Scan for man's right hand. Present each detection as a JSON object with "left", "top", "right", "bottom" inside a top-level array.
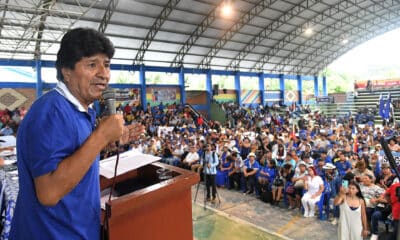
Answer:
[{"left": 97, "top": 114, "right": 124, "bottom": 144}]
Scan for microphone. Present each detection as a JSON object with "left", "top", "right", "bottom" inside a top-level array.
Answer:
[{"left": 102, "top": 88, "right": 116, "bottom": 115}]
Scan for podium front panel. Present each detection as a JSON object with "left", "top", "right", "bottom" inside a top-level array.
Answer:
[{"left": 100, "top": 162, "right": 199, "bottom": 240}]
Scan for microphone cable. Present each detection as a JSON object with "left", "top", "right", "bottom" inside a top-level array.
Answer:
[{"left": 102, "top": 141, "right": 120, "bottom": 240}]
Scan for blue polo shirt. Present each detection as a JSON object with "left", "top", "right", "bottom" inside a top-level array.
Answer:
[
  {"left": 244, "top": 159, "right": 260, "bottom": 171},
  {"left": 11, "top": 86, "right": 100, "bottom": 240},
  {"left": 335, "top": 160, "right": 352, "bottom": 176}
]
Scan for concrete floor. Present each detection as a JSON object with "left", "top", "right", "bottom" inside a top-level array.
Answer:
[{"left": 192, "top": 185, "right": 338, "bottom": 240}]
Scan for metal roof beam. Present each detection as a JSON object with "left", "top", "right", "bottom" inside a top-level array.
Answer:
[
  {"left": 225, "top": 0, "right": 322, "bottom": 71},
  {"left": 170, "top": 2, "right": 220, "bottom": 68},
  {"left": 98, "top": 0, "right": 119, "bottom": 33},
  {"left": 294, "top": 3, "right": 400, "bottom": 74},
  {"left": 253, "top": 0, "right": 359, "bottom": 72},
  {"left": 307, "top": 19, "right": 400, "bottom": 76},
  {"left": 34, "top": 0, "right": 56, "bottom": 60},
  {"left": 133, "top": 0, "right": 181, "bottom": 65},
  {"left": 197, "top": 0, "right": 279, "bottom": 69},
  {"left": 298, "top": 9, "right": 400, "bottom": 75},
  {"left": 255, "top": 0, "right": 395, "bottom": 73}
]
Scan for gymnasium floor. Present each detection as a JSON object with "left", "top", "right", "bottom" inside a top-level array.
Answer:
[{"left": 192, "top": 185, "right": 338, "bottom": 240}]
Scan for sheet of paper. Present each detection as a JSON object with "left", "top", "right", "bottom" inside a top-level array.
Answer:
[{"left": 99, "top": 150, "right": 161, "bottom": 179}]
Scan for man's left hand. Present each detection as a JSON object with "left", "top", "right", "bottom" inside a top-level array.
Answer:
[{"left": 120, "top": 122, "right": 146, "bottom": 144}]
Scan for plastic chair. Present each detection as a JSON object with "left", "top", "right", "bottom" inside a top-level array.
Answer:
[
  {"left": 216, "top": 170, "right": 227, "bottom": 187},
  {"left": 283, "top": 181, "right": 293, "bottom": 207},
  {"left": 316, "top": 192, "right": 327, "bottom": 220}
]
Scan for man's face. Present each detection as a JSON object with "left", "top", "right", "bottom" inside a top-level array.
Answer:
[{"left": 62, "top": 53, "right": 111, "bottom": 106}]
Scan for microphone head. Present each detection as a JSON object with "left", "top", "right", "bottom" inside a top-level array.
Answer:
[
  {"left": 102, "top": 88, "right": 116, "bottom": 115},
  {"left": 102, "top": 88, "right": 115, "bottom": 100}
]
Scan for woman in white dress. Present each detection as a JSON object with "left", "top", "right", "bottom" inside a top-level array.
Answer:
[
  {"left": 301, "top": 165, "right": 324, "bottom": 217},
  {"left": 334, "top": 180, "right": 369, "bottom": 240}
]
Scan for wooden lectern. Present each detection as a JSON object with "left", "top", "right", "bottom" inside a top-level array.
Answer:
[{"left": 100, "top": 162, "right": 199, "bottom": 240}]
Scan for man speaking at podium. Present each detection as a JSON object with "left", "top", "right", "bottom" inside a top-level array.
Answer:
[{"left": 10, "top": 28, "right": 143, "bottom": 239}]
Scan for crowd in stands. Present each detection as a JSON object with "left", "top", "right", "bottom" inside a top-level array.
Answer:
[
  {"left": 101, "top": 100, "right": 400, "bottom": 237},
  {"left": 0, "top": 98, "right": 396, "bottom": 238},
  {"left": 98, "top": 100, "right": 400, "bottom": 239}
]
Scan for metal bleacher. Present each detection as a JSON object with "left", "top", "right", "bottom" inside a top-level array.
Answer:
[{"left": 318, "top": 88, "right": 400, "bottom": 126}]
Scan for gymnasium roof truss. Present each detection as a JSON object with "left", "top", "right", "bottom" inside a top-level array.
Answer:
[{"left": 0, "top": 0, "right": 399, "bottom": 76}]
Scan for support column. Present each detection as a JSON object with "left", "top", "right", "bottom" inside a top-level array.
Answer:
[
  {"left": 139, "top": 65, "right": 147, "bottom": 109},
  {"left": 206, "top": 70, "right": 212, "bottom": 118},
  {"left": 35, "top": 59, "right": 43, "bottom": 98},
  {"left": 179, "top": 67, "right": 186, "bottom": 104},
  {"left": 297, "top": 75, "right": 302, "bottom": 105},
  {"left": 259, "top": 72, "right": 265, "bottom": 106},
  {"left": 322, "top": 76, "right": 327, "bottom": 96},
  {"left": 279, "top": 74, "right": 285, "bottom": 105},
  {"left": 314, "top": 76, "right": 319, "bottom": 97},
  {"left": 235, "top": 72, "right": 241, "bottom": 106}
]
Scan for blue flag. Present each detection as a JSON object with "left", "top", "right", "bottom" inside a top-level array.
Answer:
[{"left": 385, "top": 94, "right": 392, "bottom": 119}]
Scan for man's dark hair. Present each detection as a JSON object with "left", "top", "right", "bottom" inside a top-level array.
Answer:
[{"left": 56, "top": 28, "right": 115, "bottom": 82}]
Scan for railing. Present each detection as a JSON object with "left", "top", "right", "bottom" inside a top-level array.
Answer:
[{"left": 184, "top": 103, "right": 209, "bottom": 127}]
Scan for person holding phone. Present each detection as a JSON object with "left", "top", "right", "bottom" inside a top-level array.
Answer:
[{"left": 334, "top": 180, "right": 369, "bottom": 240}]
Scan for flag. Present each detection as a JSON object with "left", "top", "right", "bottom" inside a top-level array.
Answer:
[{"left": 384, "top": 94, "right": 391, "bottom": 119}]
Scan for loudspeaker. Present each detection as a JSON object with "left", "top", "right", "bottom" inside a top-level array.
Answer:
[{"left": 212, "top": 84, "right": 219, "bottom": 95}]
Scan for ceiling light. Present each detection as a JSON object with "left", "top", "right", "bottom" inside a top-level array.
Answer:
[
  {"left": 221, "top": 0, "right": 233, "bottom": 17},
  {"left": 305, "top": 28, "right": 313, "bottom": 36}
]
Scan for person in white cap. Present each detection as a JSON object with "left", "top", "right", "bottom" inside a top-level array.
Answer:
[
  {"left": 322, "top": 162, "right": 341, "bottom": 225},
  {"left": 243, "top": 152, "right": 260, "bottom": 194}
]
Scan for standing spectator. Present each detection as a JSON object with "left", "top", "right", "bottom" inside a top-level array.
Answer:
[
  {"left": 334, "top": 181, "right": 369, "bottom": 240},
  {"left": 201, "top": 144, "right": 219, "bottom": 203},
  {"left": 366, "top": 80, "right": 372, "bottom": 92}
]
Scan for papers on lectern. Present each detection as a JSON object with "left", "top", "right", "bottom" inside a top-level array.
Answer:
[{"left": 99, "top": 150, "right": 161, "bottom": 179}]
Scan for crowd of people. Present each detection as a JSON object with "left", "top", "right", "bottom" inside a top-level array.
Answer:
[{"left": 102, "top": 100, "right": 400, "bottom": 240}]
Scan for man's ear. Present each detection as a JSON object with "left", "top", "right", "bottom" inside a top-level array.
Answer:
[{"left": 61, "top": 68, "right": 71, "bottom": 82}]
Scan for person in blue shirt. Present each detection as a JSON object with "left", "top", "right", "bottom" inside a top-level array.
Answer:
[
  {"left": 258, "top": 159, "right": 277, "bottom": 189},
  {"left": 0, "top": 124, "right": 13, "bottom": 136},
  {"left": 243, "top": 152, "right": 260, "bottom": 194},
  {"left": 10, "top": 28, "right": 144, "bottom": 240},
  {"left": 334, "top": 152, "right": 352, "bottom": 177},
  {"left": 200, "top": 144, "right": 219, "bottom": 203}
]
